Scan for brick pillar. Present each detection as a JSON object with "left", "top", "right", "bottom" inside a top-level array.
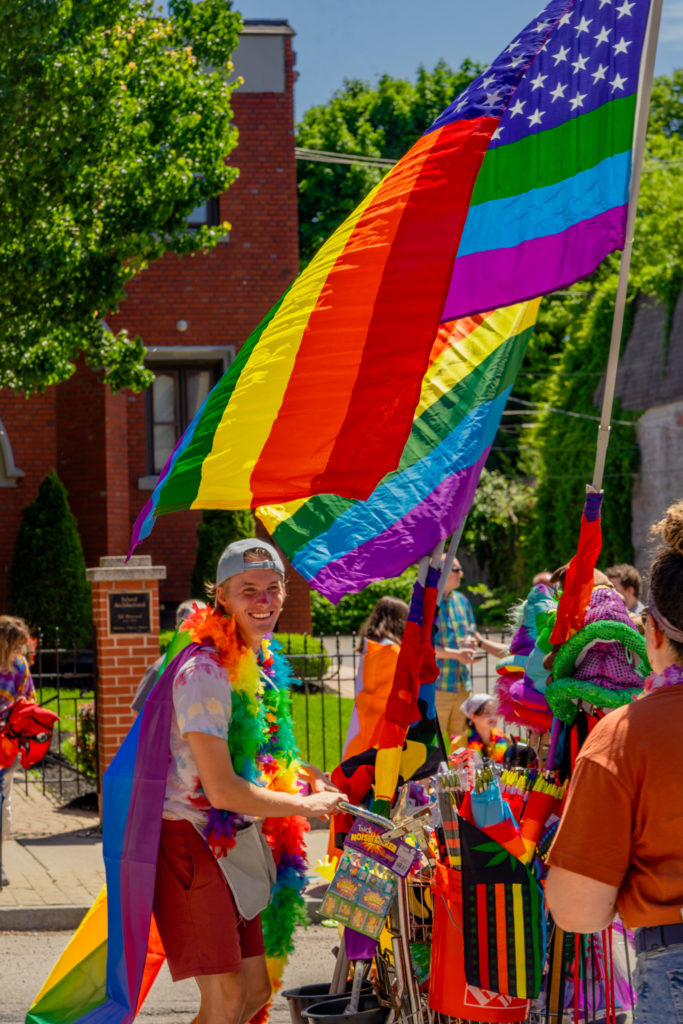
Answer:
[{"left": 86, "top": 555, "right": 166, "bottom": 784}]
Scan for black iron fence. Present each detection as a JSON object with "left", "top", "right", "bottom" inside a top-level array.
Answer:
[
  {"left": 275, "top": 629, "right": 508, "bottom": 773},
  {"left": 15, "top": 628, "right": 98, "bottom": 805}
]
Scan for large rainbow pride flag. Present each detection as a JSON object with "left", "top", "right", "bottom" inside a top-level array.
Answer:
[
  {"left": 257, "top": 302, "right": 539, "bottom": 601},
  {"left": 131, "top": 0, "right": 653, "bottom": 552}
]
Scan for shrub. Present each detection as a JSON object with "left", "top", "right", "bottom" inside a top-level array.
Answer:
[
  {"left": 64, "top": 701, "right": 97, "bottom": 778},
  {"left": 273, "top": 633, "right": 331, "bottom": 681},
  {"left": 311, "top": 567, "right": 418, "bottom": 635},
  {"left": 9, "top": 470, "right": 92, "bottom": 647},
  {"left": 190, "top": 510, "right": 254, "bottom": 599}
]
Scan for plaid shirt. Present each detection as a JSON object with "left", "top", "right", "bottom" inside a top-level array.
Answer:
[{"left": 434, "top": 590, "right": 476, "bottom": 693}]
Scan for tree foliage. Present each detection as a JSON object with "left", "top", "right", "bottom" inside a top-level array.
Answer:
[
  {"left": 296, "top": 60, "right": 482, "bottom": 266},
  {"left": 190, "top": 509, "right": 254, "bottom": 600},
  {"left": 0, "top": 0, "right": 242, "bottom": 395},
  {"left": 9, "top": 471, "right": 92, "bottom": 647}
]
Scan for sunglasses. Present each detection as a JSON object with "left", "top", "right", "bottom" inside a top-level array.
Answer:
[{"left": 450, "top": 567, "right": 464, "bottom": 575}]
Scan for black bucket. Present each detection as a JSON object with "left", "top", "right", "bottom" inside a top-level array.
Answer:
[
  {"left": 303, "top": 993, "right": 387, "bottom": 1024},
  {"left": 281, "top": 983, "right": 371, "bottom": 1024}
]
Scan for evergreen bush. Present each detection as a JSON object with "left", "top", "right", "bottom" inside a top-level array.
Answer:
[
  {"left": 190, "top": 509, "right": 254, "bottom": 598},
  {"left": 9, "top": 470, "right": 92, "bottom": 647}
]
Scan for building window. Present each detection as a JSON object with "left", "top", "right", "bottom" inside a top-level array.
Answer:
[
  {"left": 187, "top": 196, "right": 220, "bottom": 229},
  {"left": 146, "top": 364, "right": 220, "bottom": 476}
]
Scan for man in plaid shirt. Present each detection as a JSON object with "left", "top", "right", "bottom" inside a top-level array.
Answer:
[{"left": 434, "top": 559, "right": 506, "bottom": 744}]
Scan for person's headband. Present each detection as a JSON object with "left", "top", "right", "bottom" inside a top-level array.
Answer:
[{"left": 647, "top": 590, "right": 683, "bottom": 644}]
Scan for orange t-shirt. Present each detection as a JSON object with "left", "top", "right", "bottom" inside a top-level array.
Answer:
[
  {"left": 548, "top": 684, "right": 683, "bottom": 929},
  {"left": 342, "top": 639, "right": 400, "bottom": 759}
]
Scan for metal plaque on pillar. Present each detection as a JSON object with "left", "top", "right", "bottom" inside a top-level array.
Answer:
[{"left": 109, "top": 592, "right": 151, "bottom": 634}]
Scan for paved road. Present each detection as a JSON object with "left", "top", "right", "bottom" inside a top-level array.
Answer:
[{"left": 2, "top": 922, "right": 339, "bottom": 1024}]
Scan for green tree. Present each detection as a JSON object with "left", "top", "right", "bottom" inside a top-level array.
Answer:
[
  {"left": 9, "top": 471, "right": 92, "bottom": 647},
  {"left": 0, "top": 0, "right": 242, "bottom": 395},
  {"left": 190, "top": 510, "right": 254, "bottom": 599},
  {"left": 296, "top": 60, "right": 482, "bottom": 266}
]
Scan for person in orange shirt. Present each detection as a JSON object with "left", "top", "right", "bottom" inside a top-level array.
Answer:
[
  {"left": 343, "top": 596, "right": 409, "bottom": 760},
  {"left": 546, "top": 499, "right": 683, "bottom": 1024}
]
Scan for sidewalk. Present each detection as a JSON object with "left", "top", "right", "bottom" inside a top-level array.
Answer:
[{"left": 0, "top": 782, "right": 331, "bottom": 931}]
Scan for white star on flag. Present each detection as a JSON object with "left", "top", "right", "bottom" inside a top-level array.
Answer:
[
  {"left": 569, "top": 92, "right": 588, "bottom": 110},
  {"left": 550, "top": 82, "right": 568, "bottom": 101},
  {"left": 614, "top": 36, "right": 631, "bottom": 54},
  {"left": 528, "top": 109, "right": 544, "bottom": 126},
  {"left": 530, "top": 72, "right": 548, "bottom": 90},
  {"left": 591, "top": 63, "right": 609, "bottom": 82},
  {"left": 571, "top": 54, "right": 589, "bottom": 73},
  {"left": 616, "top": 0, "right": 635, "bottom": 16},
  {"left": 552, "top": 44, "right": 570, "bottom": 65},
  {"left": 611, "top": 72, "right": 628, "bottom": 90},
  {"left": 509, "top": 98, "right": 526, "bottom": 116},
  {"left": 594, "top": 25, "right": 612, "bottom": 45},
  {"left": 575, "top": 16, "right": 592, "bottom": 34}
]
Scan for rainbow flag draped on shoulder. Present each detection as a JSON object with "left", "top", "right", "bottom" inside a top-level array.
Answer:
[{"left": 131, "top": 0, "right": 652, "bottom": 552}]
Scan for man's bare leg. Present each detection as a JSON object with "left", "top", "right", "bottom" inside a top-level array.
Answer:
[
  {"left": 195, "top": 971, "right": 246, "bottom": 1024},
  {"left": 240, "top": 955, "right": 272, "bottom": 1023}
]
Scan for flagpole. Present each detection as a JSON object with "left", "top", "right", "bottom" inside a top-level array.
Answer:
[
  {"left": 437, "top": 523, "right": 467, "bottom": 603},
  {"left": 591, "top": 0, "right": 663, "bottom": 491}
]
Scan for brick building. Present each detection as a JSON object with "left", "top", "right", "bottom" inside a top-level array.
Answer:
[{"left": 0, "top": 20, "right": 313, "bottom": 633}]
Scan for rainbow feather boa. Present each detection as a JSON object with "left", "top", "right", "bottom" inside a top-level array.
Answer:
[{"left": 185, "top": 608, "right": 310, "bottom": 1016}]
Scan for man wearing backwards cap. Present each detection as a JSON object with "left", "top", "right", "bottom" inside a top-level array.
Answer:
[{"left": 153, "top": 538, "right": 342, "bottom": 1024}]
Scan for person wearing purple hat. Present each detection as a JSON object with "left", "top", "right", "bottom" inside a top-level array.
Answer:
[{"left": 547, "top": 500, "right": 683, "bottom": 1023}]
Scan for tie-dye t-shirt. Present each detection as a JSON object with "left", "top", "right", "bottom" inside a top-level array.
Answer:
[
  {"left": 163, "top": 645, "right": 233, "bottom": 829},
  {"left": 0, "top": 655, "right": 35, "bottom": 714}
]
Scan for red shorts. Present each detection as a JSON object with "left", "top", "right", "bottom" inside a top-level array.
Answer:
[{"left": 153, "top": 818, "right": 265, "bottom": 981}]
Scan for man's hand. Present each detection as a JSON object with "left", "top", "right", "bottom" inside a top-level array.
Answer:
[
  {"left": 300, "top": 763, "right": 341, "bottom": 794},
  {"left": 300, "top": 789, "right": 344, "bottom": 821}
]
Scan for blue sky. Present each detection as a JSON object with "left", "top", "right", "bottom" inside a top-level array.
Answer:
[{"left": 233, "top": 0, "right": 683, "bottom": 121}]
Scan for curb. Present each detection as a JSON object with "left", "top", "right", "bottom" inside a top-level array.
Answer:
[
  {"left": 1, "top": 900, "right": 323, "bottom": 933},
  {"left": 0, "top": 904, "right": 90, "bottom": 931}
]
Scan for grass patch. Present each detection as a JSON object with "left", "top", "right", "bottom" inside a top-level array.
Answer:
[
  {"left": 290, "top": 691, "right": 354, "bottom": 773},
  {"left": 33, "top": 687, "right": 96, "bottom": 775}
]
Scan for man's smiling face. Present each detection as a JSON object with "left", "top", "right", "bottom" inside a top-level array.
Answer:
[{"left": 216, "top": 568, "right": 284, "bottom": 650}]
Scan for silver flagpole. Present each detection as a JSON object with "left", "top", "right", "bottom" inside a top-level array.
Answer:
[{"left": 592, "top": 0, "right": 663, "bottom": 491}]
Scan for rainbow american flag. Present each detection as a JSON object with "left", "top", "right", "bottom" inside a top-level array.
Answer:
[{"left": 131, "top": 0, "right": 653, "bottom": 555}]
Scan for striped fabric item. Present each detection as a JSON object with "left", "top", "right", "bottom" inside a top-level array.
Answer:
[
  {"left": 257, "top": 302, "right": 538, "bottom": 601},
  {"left": 459, "top": 818, "right": 546, "bottom": 1000},
  {"left": 130, "top": 0, "right": 652, "bottom": 554}
]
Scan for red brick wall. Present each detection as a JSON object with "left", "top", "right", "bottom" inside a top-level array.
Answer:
[
  {"left": 0, "top": 390, "right": 57, "bottom": 610},
  {"left": 90, "top": 577, "right": 161, "bottom": 777}
]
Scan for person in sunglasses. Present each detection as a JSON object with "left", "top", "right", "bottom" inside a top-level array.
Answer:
[{"left": 433, "top": 558, "right": 506, "bottom": 746}]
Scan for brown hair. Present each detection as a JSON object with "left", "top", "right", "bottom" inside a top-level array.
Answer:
[
  {"left": 649, "top": 500, "right": 683, "bottom": 658},
  {"left": 358, "top": 596, "right": 409, "bottom": 651},
  {"left": 0, "top": 615, "right": 31, "bottom": 673},
  {"left": 605, "top": 563, "right": 642, "bottom": 599}
]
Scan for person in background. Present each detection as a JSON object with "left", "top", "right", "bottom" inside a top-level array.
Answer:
[
  {"left": 343, "top": 596, "right": 409, "bottom": 760},
  {"left": 434, "top": 558, "right": 507, "bottom": 743},
  {"left": 546, "top": 500, "right": 683, "bottom": 1024},
  {"left": 0, "top": 615, "right": 36, "bottom": 886},
  {"left": 454, "top": 692, "right": 509, "bottom": 761},
  {"left": 131, "top": 598, "right": 208, "bottom": 713},
  {"left": 605, "top": 562, "right": 645, "bottom": 616}
]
